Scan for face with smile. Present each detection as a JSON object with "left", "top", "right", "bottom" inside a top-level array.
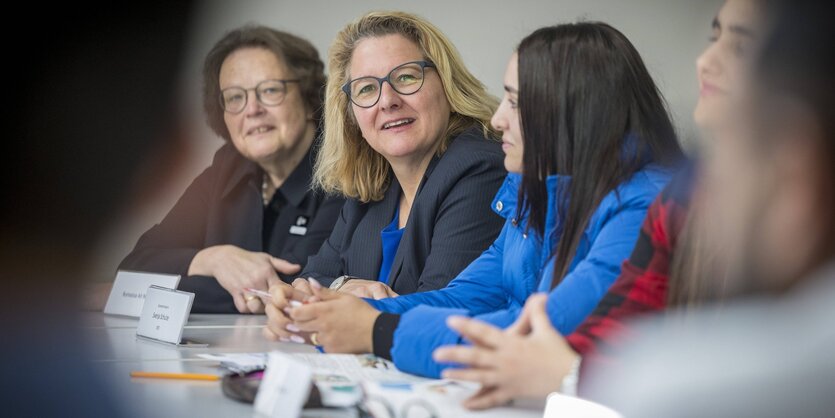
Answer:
[
  {"left": 694, "top": 0, "right": 764, "bottom": 131},
  {"left": 219, "top": 47, "right": 313, "bottom": 166},
  {"left": 491, "top": 53, "right": 522, "bottom": 173},
  {"left": 348, "top": 34, "right": 451, "bottom": 169}
]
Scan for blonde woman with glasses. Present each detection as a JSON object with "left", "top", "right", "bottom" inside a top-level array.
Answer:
[{"left": 264, "top": 12, "right": 506, "bottom": 344}]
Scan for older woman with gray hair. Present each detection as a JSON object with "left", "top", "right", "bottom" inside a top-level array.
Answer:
[{"left": 120, "top": 25, "right": 344, "bottom": 313}]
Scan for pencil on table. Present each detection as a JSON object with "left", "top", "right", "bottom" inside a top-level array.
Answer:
[{"left": 130, "top": 371, "right": 220, "bottom": 381}]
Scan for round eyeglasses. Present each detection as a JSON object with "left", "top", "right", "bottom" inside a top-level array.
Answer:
[
  {"left": 342, "top": 61, "right": 436, "bottom": 108},
  {"left": 220, "top": 79, "right": 300, "bottom": 114}
]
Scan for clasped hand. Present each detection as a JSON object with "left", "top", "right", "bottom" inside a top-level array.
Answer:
[{"left": 262, "top": 278, "right": 381, "bottom": 354}]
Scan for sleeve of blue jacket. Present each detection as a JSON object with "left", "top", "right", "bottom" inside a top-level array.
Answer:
[
  {"left": 544, "top": 196, "right": 649, "bottom": 334},
  {"left": 390, "top": 304, "right": 522, "bottom": 377},
  {"left": 390, "top": 192, "right": 653, "bottom": 378},
  {"left": 365, "top": 221, "right": 512, "bottom": 315}
]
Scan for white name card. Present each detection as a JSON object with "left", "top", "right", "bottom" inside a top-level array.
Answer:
[
  {"left": 136, "top": 286, "right": 194, "bottom": 346},
  {"left": 104, "top": 270, "right": 181, "bottom": 317},
  {"left": 544, "top": 392, "right": 622, "bottom": 418},
  {"left": 254, "top": 351, "right": 313, "bottom": 418}
]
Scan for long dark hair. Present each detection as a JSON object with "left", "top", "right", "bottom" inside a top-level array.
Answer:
[{"left": 516, "top": 22, "right": 683, "bottom": 288}]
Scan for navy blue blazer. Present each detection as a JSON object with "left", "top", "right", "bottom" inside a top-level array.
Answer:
[{"left": 302, "top": 126, "right": 506, "bottom": 295}]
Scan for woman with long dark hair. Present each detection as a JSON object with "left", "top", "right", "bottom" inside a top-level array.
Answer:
[{"left": 434, "top": 0, "right": 775, "bottom": 410}]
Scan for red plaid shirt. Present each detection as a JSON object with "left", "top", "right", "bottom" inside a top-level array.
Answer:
[{"left": 568, "top": 164, "right": 695, "bottom": 356}]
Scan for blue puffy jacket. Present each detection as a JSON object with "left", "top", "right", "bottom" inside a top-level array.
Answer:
[{"left": 366, "top": 164, "right": 672, "bottom": 377}]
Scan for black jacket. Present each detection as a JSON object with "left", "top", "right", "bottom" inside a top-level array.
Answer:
[
  {"left": 302, "top": 127, "right": 506, "bottom": 295},
  {"left": 119, "top": 142, "right": 345, "bottom": 312}
]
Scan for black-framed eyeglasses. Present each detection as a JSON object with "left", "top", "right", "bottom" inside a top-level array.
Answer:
[
  {"left": 342, "top": 61, "right": 436, "bottom": 108},
  {"left": 220, "top": 79, "right": 300, "bottom": 114}
]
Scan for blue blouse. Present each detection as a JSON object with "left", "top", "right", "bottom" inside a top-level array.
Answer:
[{"left": 378, "top": 208, "right": 405, "bottom": 284}]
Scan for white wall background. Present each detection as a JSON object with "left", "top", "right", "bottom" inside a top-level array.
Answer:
[{"left": 89, "top": 0, "right": 723, "bottom": 281}]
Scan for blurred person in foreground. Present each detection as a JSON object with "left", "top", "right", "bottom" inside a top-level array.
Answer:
[
  {"left": 587, "top": 1, "right": 835, "bottom": 415},
  {"left": 1, "top": 3, "right": 192, "bottom": 416}
]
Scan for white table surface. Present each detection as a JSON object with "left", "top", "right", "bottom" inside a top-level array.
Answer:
[
  {"left": 85, "top": 312, "right": 327, "bottom": 417},
  {"left": 84, "top": 313, "right": 314, "bottom": 362},
  {"left": 84, "top": 312, "right": 542, "bottom": 418}
]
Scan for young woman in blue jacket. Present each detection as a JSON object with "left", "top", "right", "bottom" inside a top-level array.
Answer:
[{"left": 268, "top": 22, "right": 684, "bottom": 378}]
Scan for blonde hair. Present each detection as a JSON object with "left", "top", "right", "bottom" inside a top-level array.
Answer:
[{"left": 314, "top": 11, "right": 498, "bottom": 202}]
